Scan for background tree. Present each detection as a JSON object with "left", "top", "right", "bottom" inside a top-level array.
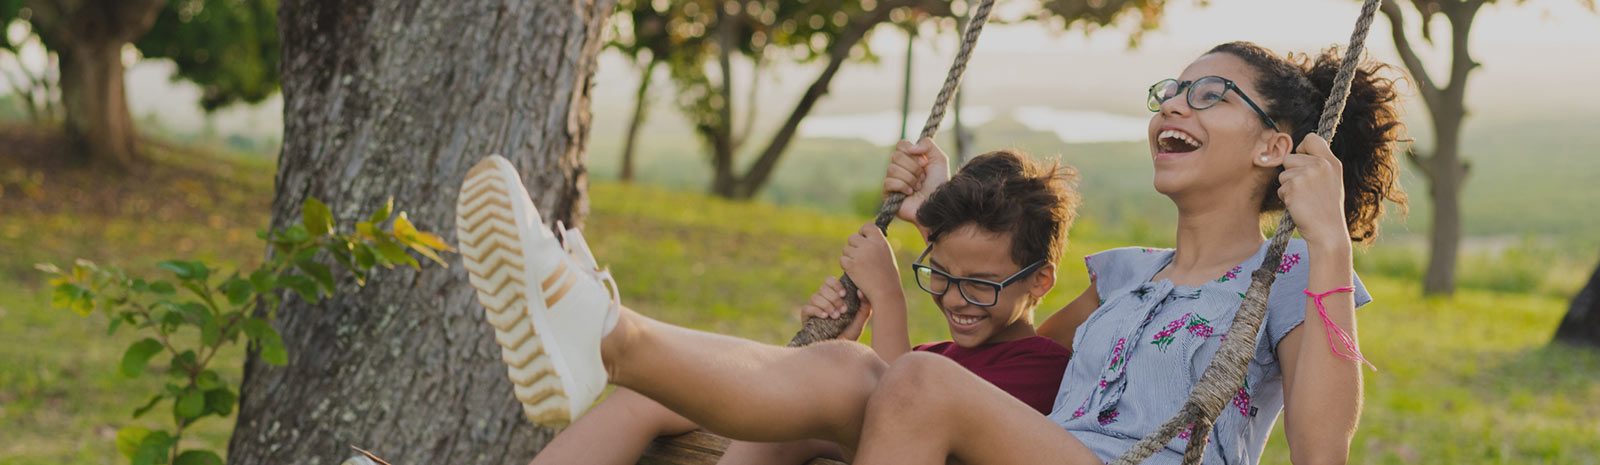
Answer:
[
  {"left": 0, "top": 2, "right": 59, "bottom": 123},
  {"left": 224, "top": 0, "right": 611, "bottom": 462},
  {"left": 0, "top": 0, "right": 276, "bottom": 169},
  {"left": 1376, "top": 0, "right": 1593, "bottom": 295},
  {"left": 1554, "top": 256, "right": 1600, "bottom": 347},
  {"left": 610, "top": 0, "right": 683, "bottom": 182}
]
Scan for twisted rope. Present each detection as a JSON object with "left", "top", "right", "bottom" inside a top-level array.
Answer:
[
  {"left": 1110, "top": 0, "right": 1383, "bottom": 463},
  {"left": 789, "top": 0, "right": 996, "bottom": 347}
]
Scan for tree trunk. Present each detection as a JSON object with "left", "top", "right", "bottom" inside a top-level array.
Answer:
[
  {"left": 621, "top": 59, "right": 657, "bottom": 183},
  {"left": 1554, "top": 256, "right": 1600, "bottom": 347},
  {"left": 226, "top": 0, "right": 612, "bottom": 463},
  {"left": 1382, "top": 0, "right": 1479, "bottom": 296},
  {"left": 29, "top": 0, "right": 165, "bottom": 169}
]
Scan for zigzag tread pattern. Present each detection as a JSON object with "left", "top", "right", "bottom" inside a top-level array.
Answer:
[{"left": 457, "top": 158, "right": 570, "bottom": 426}]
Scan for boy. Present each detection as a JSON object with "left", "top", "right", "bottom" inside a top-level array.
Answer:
[{"left": 459, "top": 146, "right": 1079, "bottom": 464}]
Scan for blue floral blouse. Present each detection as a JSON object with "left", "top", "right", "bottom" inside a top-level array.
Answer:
[{"left": 1045, "top": 239, "right": 1372, "bottom": 465}]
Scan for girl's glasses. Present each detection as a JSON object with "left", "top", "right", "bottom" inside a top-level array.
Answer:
[
  {"left": 910, "top": 247, "right": 1045, "bottom": 307},
  {"left": 1147, "top": 76, "right": 1278, "bottom": 131}
]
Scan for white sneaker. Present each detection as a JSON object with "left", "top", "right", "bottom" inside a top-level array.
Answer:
[{"left": 455, "top": 155, "right": 619, "bottom": 428}]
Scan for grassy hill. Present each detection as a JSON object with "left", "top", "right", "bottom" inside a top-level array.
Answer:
[{"left": 1, "top": 136, "right": 1595, "bottom": 464}]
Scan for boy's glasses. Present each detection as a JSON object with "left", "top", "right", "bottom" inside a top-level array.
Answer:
[
  {"left": 910, "top": 246, "right": 1045, "bottom": 307},
  {"left": 1147, "top": 76, "right": 1279, "bottom": 131}
]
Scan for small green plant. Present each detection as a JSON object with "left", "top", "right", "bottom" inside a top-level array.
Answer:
[{"left": 39, "top": 197, "right": 452, "bottom": 465}]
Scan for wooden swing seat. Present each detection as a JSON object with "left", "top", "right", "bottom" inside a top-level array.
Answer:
[{"left": 641, "top": 431, "right": 847, "bottom": 465}]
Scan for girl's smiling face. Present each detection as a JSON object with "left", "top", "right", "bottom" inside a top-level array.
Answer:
[
  {"left": 1147, "top": 53, "right": 1286, "bottom": 204},
  {"left": 921, "top": 224, "right": 1053, "bottom": 348}
]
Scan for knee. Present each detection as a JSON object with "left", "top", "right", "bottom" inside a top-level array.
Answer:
[
  {"left": 807, "top": 340, "right": 889, "bottom": 392},
  {"left": 868, "top": 352, "right": 964, "bottom": 416}
]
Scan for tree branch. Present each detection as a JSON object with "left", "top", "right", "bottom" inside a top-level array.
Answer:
[
  {"left": 1380, "top": 0, "right": 1441, "bottom": 103},
  {"left": 734, "top": 0, "right": 913, "bottom": 197}
]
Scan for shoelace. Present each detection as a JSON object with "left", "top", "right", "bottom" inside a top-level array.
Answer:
[
  {"left": 1304, "top": 286, "right": 1376, "bottom": 371},
  {"left": 555, "top": 221, "right": 622, "bottom": 315}
]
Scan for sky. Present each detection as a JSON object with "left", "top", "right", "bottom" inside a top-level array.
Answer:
[{"left": 108, "top": 0, "right": 1600, "bottom": 141}]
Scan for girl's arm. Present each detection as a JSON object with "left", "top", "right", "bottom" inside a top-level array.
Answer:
[
  {"left": 1278, "top": 243, "right": 1361, "bottom": 465},
  {"left": 1276, "top": 134, "right": 1363, "bottom": 464},
  {"left": 1037, "top": 284, "right": 1098, "bottom": 349}
]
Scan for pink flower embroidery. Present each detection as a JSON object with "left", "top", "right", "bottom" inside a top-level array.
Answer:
[
  {"left": 1276, "top": 253, "right": 1302, "bottom": 274},
  {"left": 1097, "top": 409, "right": 1120, "bottom": 425},
  {"left": 1216, "top": 266, "right": 1241, "bottom": 283}
]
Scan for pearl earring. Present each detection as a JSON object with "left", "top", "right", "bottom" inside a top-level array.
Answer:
[{"left": 1260, "top": 157, "right": 1269, "bottom": 162}]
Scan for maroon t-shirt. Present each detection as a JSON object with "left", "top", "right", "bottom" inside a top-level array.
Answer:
[{"left": 912, "top": 336, "right": 1072, "bottom": 414}]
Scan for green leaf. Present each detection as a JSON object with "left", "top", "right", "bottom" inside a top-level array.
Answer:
[
  {"left": 278, "top": 273, "right": 320, "bottom": 303},
  {"left": 195, "top": 370, "right": 224, "bottom": 390},
  {"left": 149, "top": 281, "right": 177, "bottom": 295},
  {"left": 121, "top": 338, "right": 165, "bottom": 377},
  {"left": 303, "top": 197, "right": 334, "bottom": 236},
  {"left": 356, "top": 221, "right": 378, "bottom": 240},
  {"left": 158, "top": 260, "right": 209, "bottom": 281},
  {"left": 116, "top": 426, "right": 151, "bottom": 459},
  {"left": 259, "top": 329, "right": 288, "bottom": 366},
  {"left": 169, "top": 351, "right": 199, "bottom": 378},
  {"left": 369, "top": 196, "right": 394, "bottom": 224},
  {"left": 176, "top": 389, "right": 206, "bottom": 419},
  {"left": 222, "top": 275, "right": 253, "bottom": 306},
  {"left": 296, "top": 259, "right": 337, "bottom": 294},
  {"left": 70, "top": 293, "right": 95, "bottom": 315},
  {"left": 204, "top": 388, "right": 237, "bottom": 416},
  {"left": 107, "top": 315, "right": 124, "bottom": 336},
  {"left": 242, "top": 317, "right": 272, "bottom": 340},
  {"left": 249, "top": 268, "right": 276, "bottom": 293},
  {"left": 375, "top": 239, "right": 420, "bottom": 270},
  {"left": 132, "top": 431, "right": 173, "bottom": 465},
  {"left": 175, "top": 449, "right": 223, "bottom": 465},
  {"left": 281, "top": 224, "right": 311, "bottom": 244},
  {"left": 132, "top": 393, "right": 164, "bottom": 418},
  {"left": 353, "top": 243, "right": 378, "bottom": 269},
  {"left": 201, "top": 317, "right": 222, "bottom": 346}
]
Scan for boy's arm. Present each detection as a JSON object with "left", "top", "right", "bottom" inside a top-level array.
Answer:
[
  {"left": 1037, "top": 284, "right": 1098, "bottom": 349},
  {"left": 839, "top": 224, "right": 913, "bottom": 363}
]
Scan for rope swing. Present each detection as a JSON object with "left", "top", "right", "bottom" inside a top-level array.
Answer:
[{"left": 787, "top": 0, "right": 1387, "bottom": 463}]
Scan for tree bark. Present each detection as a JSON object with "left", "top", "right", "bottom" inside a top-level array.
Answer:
[
  {"left": 1381, "top": 0, "right": 1479, "bottom": 296},
  {"left": 226, "top": 0, "right": 612, "bottom": 463},
  {"left": 1554, "top": 256, "right": 1600, "bottom": 347},
  {"left": 621, "top": 59, "right": 657, "bottom": 183},
  {"left": 29, "top": 0, "right": 165, "bottom": 169}
]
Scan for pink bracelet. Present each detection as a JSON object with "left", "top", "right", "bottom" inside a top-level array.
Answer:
[{"left": 1304, "top": 287, "right": 1377, "bottom": 371}]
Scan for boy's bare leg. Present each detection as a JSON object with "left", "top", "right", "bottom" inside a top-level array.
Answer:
[
  {"left": 602, "top": 307, "right": 885, "bottom": 448},
  {"left": 719, "top": 439, "right": 844, "bottom": 465},
  {"left": 529, "top": 387, "right": 697, "bottom": 465},
  {"left": 852, "top": 353, "right": 1104, "bottom": 465}
]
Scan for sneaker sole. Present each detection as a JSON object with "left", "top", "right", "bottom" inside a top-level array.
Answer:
[{"left": 456, "top": 156, "right": 574, "bottom": 428}]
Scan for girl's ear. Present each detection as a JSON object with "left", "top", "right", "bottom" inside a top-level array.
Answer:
[
  {"left": 1254, "top": 131, "right": 1294, "bottom": 167},
  {"left": 1030, "top": 262, "right": 1057, "bottom": 299}
]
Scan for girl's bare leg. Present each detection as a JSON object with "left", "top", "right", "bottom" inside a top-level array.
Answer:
[
  {"left": 601, "top": 307, "right": 886, "bottom": 449},
  {"left": 529, "top": 387, "right": 697, "bottom": 465},
  {"left": 853, "top": 353, "right": 1104, "bottom": 465},
  {"left": 719, "top": 439, "right": 844, "bottom": 465}
]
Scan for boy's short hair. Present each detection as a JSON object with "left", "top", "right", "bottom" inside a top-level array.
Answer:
[{"left": 915, "top": 150, "right": 1080, "bottom": 269}]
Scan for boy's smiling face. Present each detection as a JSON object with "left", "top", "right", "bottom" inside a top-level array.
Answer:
[{"left": 923, "top": 224, "right": 1055, "bottom": 348}]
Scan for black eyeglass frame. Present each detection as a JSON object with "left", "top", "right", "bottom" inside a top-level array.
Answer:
[
  {"left": 1147, "top": 76, "right": 1279, "bottom": 131},
  {"left": 909, "top": 246, "right": 1046, "bottom": 307}
]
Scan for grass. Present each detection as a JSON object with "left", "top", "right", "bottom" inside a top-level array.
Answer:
[{"left": 1, "top": 135, "right": 1595, "bottom": 464}]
